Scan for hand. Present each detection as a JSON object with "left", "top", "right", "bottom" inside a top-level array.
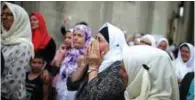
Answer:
[
  {"left": 59, "top": 44, "right": 67, "bottom": 54},
  {"left": 43, "top": 70, "right": 50, "bottom": 84},
  {"left": 77, "top": 55, "right": 87, "bottom": 68},
  {"left": 86, "top": 40, "right": 102, "bottom": 69}
]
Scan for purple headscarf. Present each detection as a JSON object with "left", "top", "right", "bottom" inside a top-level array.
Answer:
[{"left": 60, "top": 25, "right": 92, "bottom": 79}]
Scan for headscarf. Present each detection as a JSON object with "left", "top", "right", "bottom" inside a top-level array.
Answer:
[
  {"left": 140, "top": 34, "right": 156, "bottom": 47},
  {"left": 122, "top": 45, "right": 179, "bottom": 100},
  {"left": 98, "top": 22, "right": 127, "bottom": 73},
  {"left": 1, "top": 2, "right": 34, "bottom": 57},
  {"left": 60, "top": 24, "right": 91, "bottom": 79},
  {"left": 173, "top": 43, "right": 194, "bottom": 80},
  {"left": 156, "top": 37, "right": 169, "bottom": 50},
  {"left": 30, "top": 12, "right": 51, "bottom": 52}
]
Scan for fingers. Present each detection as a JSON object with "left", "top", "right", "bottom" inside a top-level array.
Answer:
[
  {"left": 91, "top": 40, "right": 95, "bottom": 54},
  {"left": 95, "top": 41, "right": 100, "bottom": 56}
]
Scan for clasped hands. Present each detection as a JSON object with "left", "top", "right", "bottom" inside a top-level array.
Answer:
[{"left": 77, "top": 40, "right": 102, "bottom": 69}]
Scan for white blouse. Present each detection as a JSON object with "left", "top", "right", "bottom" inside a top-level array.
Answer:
[{"left": 1, "top": 43, "right": 32, "bottom": 100}]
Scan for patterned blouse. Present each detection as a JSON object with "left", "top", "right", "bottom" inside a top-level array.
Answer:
[
  {"left": 1, "top": 43, "right": 32, "bottom": 100},
  {"left": 67, "top": 61, "right": 125, "bottom": 100}
]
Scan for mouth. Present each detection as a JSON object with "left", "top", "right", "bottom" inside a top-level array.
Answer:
[{"left": 2, "top": 20, "right": 8, "bottom": 24}]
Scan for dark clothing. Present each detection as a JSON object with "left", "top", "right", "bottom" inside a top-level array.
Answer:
[
  {"left": 26, "top": 72, "right": 43, "bottom": 100},
  {"left": 39, "top": 38, "right": 56, "bottom": 75},
  {"left": 41, "top": 38, "right": 56, "bottom": 64},
  {"left": 180, "top": 72, "right": 194, "bottom": 100},
  {"left": 1, "top": 97, "right": 10, "bottom": 100},
  {"left": 67, "top": 61, "right": 125, "bottom": 100},
  {"left": 1, "top": 52, "right": 4, "bottom": 76}
]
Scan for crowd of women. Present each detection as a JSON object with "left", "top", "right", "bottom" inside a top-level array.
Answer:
[{"left": 1, "top": 2, "right": 194, "bottom": 100}]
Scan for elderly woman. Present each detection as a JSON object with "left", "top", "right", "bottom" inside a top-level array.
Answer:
[
  {"left": 1, "top": 2, "right": 34, "bottom": 100},
  {"left": 172, "top": 43, "right": 194, "bottom": 84},
  {"left": 122, "top": 45, "right": 179, "bottom": 100},
  {"left": 55, "top": 24, "right": 92, "bottom": 100},
  {"left": 156, "top": 37, "right": 169, "bottom": 51},
  {"left": 156, "top": 37, "right": 175, "bottom": 60},
  {"left": 67, "top": 23, "right": 127, "bottom": 100}
]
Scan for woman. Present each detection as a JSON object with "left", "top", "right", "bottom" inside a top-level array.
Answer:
[
  {"left": 156, "top": 37, "right": 175, "bottom": 60},
  {"left": 50, "top": 29, "right": 73, "bottom": 100},
  {"left": 30, "top": 12, "right": 56, "bottom": 69},
  {"left": 1, "top": 2, "right": 34, "bottom": 100},
  {"left": 50, "top": 29, "right": 73, "bottom": 68},
  {"left": 156, "top": 37, "right": 169, "bottom": 51},
  {"left": 55, "top": 24, "right": 92, "bottom": 100},
  {"left": 122, "top": 45, "right": 179, "bottom": 100},
  {"left": 172, "top": 43, "right": 194, "bottom": 83},
  {"left": 140, "top": 34, "right": 156, "bottom": 47},
  {"left": 67, "top": 23, "right": 127, "bottom": 100}
]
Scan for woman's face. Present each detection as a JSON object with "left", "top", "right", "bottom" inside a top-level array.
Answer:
[
  {"left": 64, "top": 31, "right": 72, "bottom": 48},
  {"left": 1, "top": 7, "right": 14, "bottom": 31},
  {"left": 95, "top": 33, "right": 109, "bottom": 56},
  {"left": 180, "top": 46, "right": 190, "bottom": 62},
  {"left": 30, "top": 15, "right": 39, "bottom": 30},
  {"left": 157, "top": 41, "right": 168, "bottom": 51},
  {"left": 73, "top": 30, "right": 85, "bottom": 49}
]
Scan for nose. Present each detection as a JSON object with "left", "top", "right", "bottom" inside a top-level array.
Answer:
[
  {"left": 2, "top": 14, "right": 7, "bottom": 19},
  {"left": 73, "top": 36, "right": 78, "bottom": 42}
]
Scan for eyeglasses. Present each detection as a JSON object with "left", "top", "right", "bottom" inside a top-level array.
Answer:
[{"left": 1, "top": 13, "right": 13, "bottom": 17}]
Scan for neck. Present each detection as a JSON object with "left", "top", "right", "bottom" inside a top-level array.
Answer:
[{"left": 31, "top": 69, "right": 41, "bottom": 74}]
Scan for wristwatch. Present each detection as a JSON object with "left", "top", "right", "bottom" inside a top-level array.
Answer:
[{"left": 87, "top": 68, "right": 98, "bottom": 73}]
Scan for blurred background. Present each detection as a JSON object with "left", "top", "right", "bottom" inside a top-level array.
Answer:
[{"left": 4, "top": 1, "right": 194, "bottom": 47}]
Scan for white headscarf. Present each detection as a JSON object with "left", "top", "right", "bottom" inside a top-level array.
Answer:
[
  {"left": 98, "top": 22, "right": 127, "bottom": 73},
  {"left": 122, "top": 45, "right": 179, "bottom": 100},
  {"left": 1, "top": 2, "right": 34, "bottom": 57},
  {"left": 140, "top": 34, "right": 156, "bottom": 47},
  {"left": 156, "top": 37, "right": 169, "bottom": 50},
  {"left": 173, "top": 42, "right": 194, "bottom": 80}
]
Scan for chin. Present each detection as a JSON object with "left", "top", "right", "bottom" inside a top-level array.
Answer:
[{"left": 74, "top": 45, "right": 80, "bottom": 49}]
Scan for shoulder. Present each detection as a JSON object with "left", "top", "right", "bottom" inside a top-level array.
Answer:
[
  {"left": 109, "top": 61, "right": 122, "bottom": 70},
  {"left": 101, "top": 61, "right": 122, "bottom": 76}
]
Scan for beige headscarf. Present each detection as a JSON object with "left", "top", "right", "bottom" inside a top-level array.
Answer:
[
  {"left": 1, "top": 2, "right": 34, "bottom": 57},
  {"left": 122, "top": 45, "right": 179, "bottom": 100}
]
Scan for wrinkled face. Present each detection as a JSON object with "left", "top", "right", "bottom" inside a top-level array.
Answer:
[
  {"left": 95, "top": 33, "right": 109, "bottom": 56},
  {"left": 64, "top": 31, "right": 72, "bottom": 48},
  {"left": 30, "top": 15, "right": 39, "bottom": 30},
  {"left": 180, "top": 46, "right": 190, "bottom": 62},
  {"left": 1, "top": 7, "right": 14, "bottom": 31},
  {"left": 157, "top": 41, "right": 168, "bottom": 51},
  {"left": 31, "top": 58, "right": 44, "bottom": 73},
  {"left": 140, "top": 39, "right": 152, "bottom": 46},
  {"left": 73, "top": 30, "right": 85, "bottom": 49}
]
